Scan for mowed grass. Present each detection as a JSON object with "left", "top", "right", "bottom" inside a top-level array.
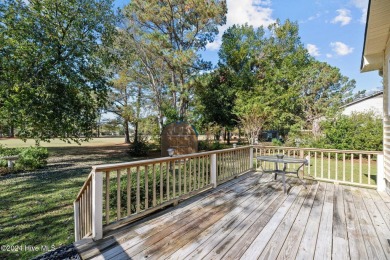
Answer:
[
  {"left": 0, "top": 137, "right": 126, "bottom": 148},
  {"left": 0, "top": 137, "right": 160, "bottom": 259}
]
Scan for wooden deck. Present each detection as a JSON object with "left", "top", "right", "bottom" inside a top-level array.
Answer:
[{"left": 76, "top": 171, "right": 390, "bottom": 260}]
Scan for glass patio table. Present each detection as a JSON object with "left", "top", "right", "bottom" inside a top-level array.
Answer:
[{"left": 256, "top": 155, "right": 308, "bottom": 194}]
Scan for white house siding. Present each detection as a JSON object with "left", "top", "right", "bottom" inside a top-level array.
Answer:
[
  {"left": 342, "top": 94, "right": 383, "bottom": 116},
  {"left": 383, "top": 39, "right": 390, "bottom": 194}
]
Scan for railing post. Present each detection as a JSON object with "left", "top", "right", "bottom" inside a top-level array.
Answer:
[
  {"left": 92, "top": 171, "right": 103, "bottom": 240},
  {"left": 74, "top": 201, "right": 80, "bottom": 241},
  {"left": 377, "top": 154, "right": 385, "bottom": 192},
  {"left": 210, "top": 153, "right": 217, "bottom": 188},
  {"left": 249, "top": 146, "right": 254, "bottom": 170}
]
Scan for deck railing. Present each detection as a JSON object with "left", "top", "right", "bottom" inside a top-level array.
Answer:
[
  {"left": 254, "top": 146, "right": 384, "bottom": 189},
  {"left": 73, "top": 146, "right": 253, "bottom": 241},
  {"left": 74, "top": 145, "right": 385, "bottom": 242}
]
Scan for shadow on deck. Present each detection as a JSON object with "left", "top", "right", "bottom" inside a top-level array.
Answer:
[{"left": 75, "top": 171, "right": 390, "bottom": 259}]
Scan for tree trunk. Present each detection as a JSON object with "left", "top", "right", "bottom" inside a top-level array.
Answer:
[
  {"left": 124, "top": 121, "right": 130, "bottom": 144},
  {"left": 227, "top": 130, "right": 231, "bottom": 145},
  {"left": 134, "top": 121, "right": 139, "bottom": 143},
  {"left": 9, "top": 124, "right": 14, "bottom": 138}
]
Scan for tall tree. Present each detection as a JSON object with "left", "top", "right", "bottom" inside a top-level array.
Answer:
[
  {"left": 296, "top": 60, "right": 355, "bottom": 136},
  {"left": 108, "top": 70, "right": 138, "bottom": 143},
  {"left": 124, "top": 0, "right": 227, "bottom": 120},
  {"left": 0, "top": 0, "right": 118, "bottom": 143}
]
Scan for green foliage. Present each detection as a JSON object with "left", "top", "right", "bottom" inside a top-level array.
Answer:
[
  {"left": 0, "top": 145, "right": 49, "bottom": 170},
  {"left": 272, "top": 138, "right": 283, "bottom": 146},
  {"left": 318, "top": 112, "right": 383, "bottom": 151},
  {"left": 123, "top": 0, "right": 227, "bottom": 119},
  {"left": 197, "top": 20, "right": 355, "bottom": 141},
  {"left": 0, "top": 0, "right": 119, "bottom": 143},
  {"left": 16, "top": 147, "right": 49, "bottom": 170},
  {"left": 128, "top": 140, "right": 151, "bottom": 157}
]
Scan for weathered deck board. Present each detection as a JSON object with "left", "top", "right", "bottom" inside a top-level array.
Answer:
[
  {"left": 360, "top": 188, "right": 390, "bottom": 258},
  {"left": 351, "top": 187, "right": 387, "bottom": 260},
  {"left": 295, "top": 182, "right": 326, "bottom": 260},
  {"left": 332, "top": 184, "right": 349, "bottom": 260},
  {"left": 167, "top": 176, "right": 283, "bottom": 259},
  {"left": 343, "top": 186, "right": 368, "bottom": 259},
  {"left": 276, "top": 182, "right": 319, "bottom": 260},
  {"left": 77, "top": 171, "right": 390, "bottom": 260},
  {"left": 314, "top": 183, "right": 334, "bottom": 260}
]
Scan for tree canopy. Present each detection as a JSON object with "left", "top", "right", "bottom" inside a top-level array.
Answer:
[
  {"left": 195, "top": 21, "right": 356, "bottom": 141},
  {"left": 0, "top": 0, "right": 118, "bottom": 142}
]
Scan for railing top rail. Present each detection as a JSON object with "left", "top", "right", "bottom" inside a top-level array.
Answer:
[
  {"left": 92, "top": 146, "right": 252, "bottom": 172},
  {"left": 254, "top": 145, "right": 382, "bottom": 155}
]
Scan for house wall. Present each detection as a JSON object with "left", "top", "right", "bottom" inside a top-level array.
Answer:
[
  {"left": 383, "top": 39, "right": 390, "bottom": 195},
  {"left": 342, "top": 95, "right": 383, "bottom": 116}
]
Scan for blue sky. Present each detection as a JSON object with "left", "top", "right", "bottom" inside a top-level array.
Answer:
[{"left": 114, "top": 0, "right": 382, "bottom": 93}]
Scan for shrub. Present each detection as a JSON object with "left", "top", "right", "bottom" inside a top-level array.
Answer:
[
  {"left": 128, "top": 140, "right": 150, "bottom": 157},
  {"left": 15, "top": 147, "right": 49, "bottom": 170},
  {"left": 317, "top": 112, "right": 382, "bottom": 151},
  {"left": 271, "top": 138, "right": 283, "bottom": 146},
  {"left": 198, "top": 140, "right": 210, "bottom": 151},
  {"left": 211, "top": 141, "right": 223, "bottom": 150}
]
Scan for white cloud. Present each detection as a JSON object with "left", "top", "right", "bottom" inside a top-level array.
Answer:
[
  {"left": 307, "top": 44, "right": 320, "bottom": 57},
  {"left": 331, "top": 9, "right": 352, "bottom": 26},
  {"left": 351, "top": 0, "right": 368, "bottom": 24},
  {"left": 330, "top": 41, "right": 354, "bottom": 56},
  {"left": 326, "top": 53, "right": 333, "bottom": 58},
  {"left": 206, "top": 0, "right": 275, "bottom": 50}
]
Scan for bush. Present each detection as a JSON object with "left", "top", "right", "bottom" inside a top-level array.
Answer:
[
  {"left": 271, "top": 138, "right": 283, "bottom": 146},
  {"left": 0, "top": 146, "right": 49, "bottom": 171},
  {"left": 198, "top": 140, "right": 210, "bottom": 151},
  {"left": 15, "top": 147, "right": 49, "bottom": 170},
  {"left": 128, "top": 140, "right": 150, "bottom": 157},
  {"left": 318, "top": 112, "right": 383, "bottom": 151}
]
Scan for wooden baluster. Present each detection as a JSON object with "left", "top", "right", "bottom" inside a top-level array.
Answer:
[
  {"left": 88, "top": 185, "right": 92, "bottom": 234},
  {"left": 198, "top": 156, "right": 201, "bottom": 189},
  {"left": 321, "top": 152, "right": 324, "bottom": 179},
  {"left": 328, "top": 152, "right": 330, "bottom": 179},
  {"left": 314, "top": 152, "right": 317, "bottom": 178},
  {"left": 343, "top": 153, "right": 346, "bottom": 182},
  {"left": 184, "top": 159, "right": 187, "bottom": 193},
  {"left": 359, "top": 154, "right": 362, "bottom": 184},
  {"left": 81, "top": 194, "right": 84, "bottom": 237},
  {"left": 189, "top": 158, "right": 192, "bottom": 191},
  {"left": 152, "top": 164, "right": 156, "bottom": 206},
  {"left": 166, "top": 161, "right": 170, "bottom": 200},
  {"left": 368, "top": 155, "right": 371, "bottom": 185},
  {"left": 136, "top": 166, "right": 140, "bottom": 213},
  {"left": 84, "top": 187, "right": 87, "bottom": 235},
  {"left": 105, "top": 171, "right": 110, "bottom": 224},
  {"left": 117, "top": 170, "right": 121, "bottom": 220},
  {"left": 160, "top": 163, "right": 163, "bottom": 203},
  {"left": 145, "top": 165, "right": 149, "bottom": 210},
  {"left": 179, "top": 160, "right": 182, "bottom": 195},
  {"left": 202, "top": 156, "right": 206, "bottom": 188},
  {"left": 127, "top": 168, "right": 131, "bottom": 215},
  {"left": 351, "top": 154, "right": 354, "bottom": 183},
  {"left": 206, "top": 156, "right": 210, "bottom": 184},
  {"left": 335, "top": 153, "right": 338, "bottom": 181},
  {"left": 172, "top": 160, "right": 176, "bottom": 198}
]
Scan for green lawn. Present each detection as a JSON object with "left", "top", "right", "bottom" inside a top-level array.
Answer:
[
  {"left": 0, "top": 138, "right": 159, "bottom": 259},
  {"left": 0, "top": 137, "right": 126, "bottom": 148},
  {"left": 256, "top": 155, "right": 378, "bottom": 186}
]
